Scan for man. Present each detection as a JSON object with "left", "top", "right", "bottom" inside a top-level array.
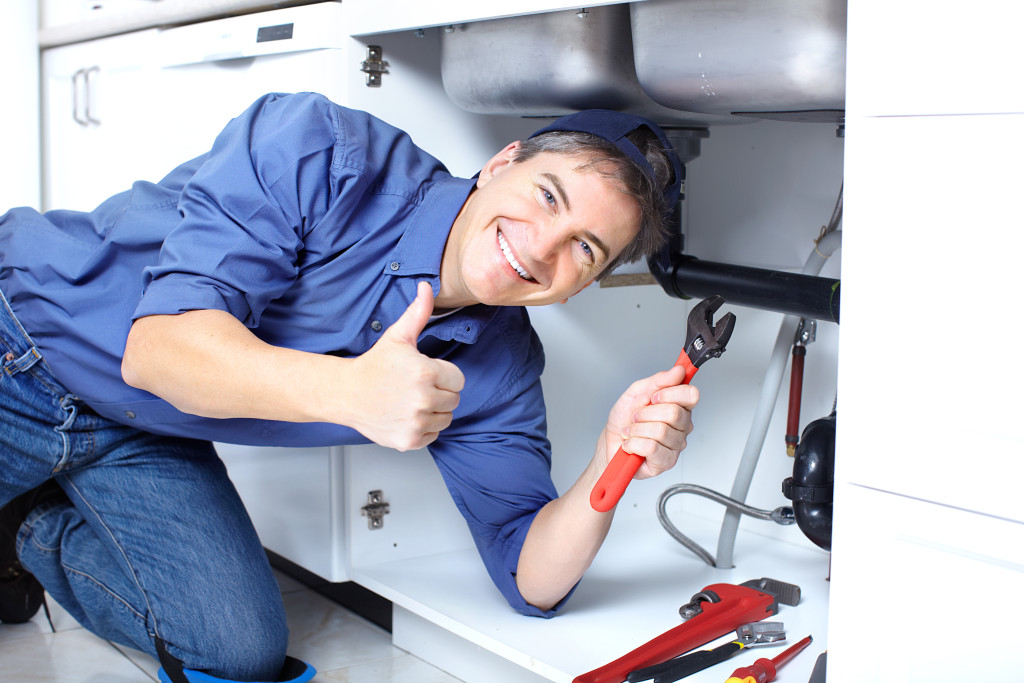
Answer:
[{"left": 0, "top": 93, "right": 697, "bottom": 682}]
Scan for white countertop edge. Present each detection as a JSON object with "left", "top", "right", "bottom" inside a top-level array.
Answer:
[{"left": 39, "top": 0, "right": 297, "bottom": 48}]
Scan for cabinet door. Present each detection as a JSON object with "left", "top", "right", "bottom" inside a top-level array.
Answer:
[
  {"left": 837, "top": 112, "right": 1024, "bottom": 523},
  {"left": 41, "top": 29, "right": 166, "bottom": 211},
  {"left": 216, "top": 443, "right": 347, "bottom": 581},
  {"left": 41, "top": 2, "right": 351, "bottom": 212},
  {"left": 830, "top": 485, "right": 1024, "bottom": 678}
]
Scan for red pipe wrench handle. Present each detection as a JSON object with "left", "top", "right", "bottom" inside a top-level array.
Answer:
[
  {"left": 590, "top": 349, "right": 699, "bottom": 512},
  {"left": 572, "top": 583, "right": 778, "bottom": 683}
]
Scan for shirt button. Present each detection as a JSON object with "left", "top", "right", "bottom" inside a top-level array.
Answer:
[
  {"left": 371, "top": 320, "right": 383, "bottom": 332},
  {"left": 390, "top": 261, "right": 400, "bottom": 271},
  {"left": 125, "top": 410, "right": 136, "bottom": 419}
]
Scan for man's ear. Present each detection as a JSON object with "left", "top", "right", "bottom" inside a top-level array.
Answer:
[{"left": 477, "top": 141, "right": 522, "bottom": 188}]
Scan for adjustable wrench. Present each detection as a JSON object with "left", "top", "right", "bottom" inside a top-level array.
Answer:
[{"left": 590, "top": 295, "right": 736, "bottom": 512}]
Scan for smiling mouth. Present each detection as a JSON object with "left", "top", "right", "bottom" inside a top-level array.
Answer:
[{"left": 497, "top": 230, "right": 535, "bottom": 281}]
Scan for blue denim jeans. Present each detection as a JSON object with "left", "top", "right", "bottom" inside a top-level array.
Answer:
[{"left": 1, "top": 290, "right": 288, "bottom": 681}]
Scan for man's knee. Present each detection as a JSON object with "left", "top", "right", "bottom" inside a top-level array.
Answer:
[
  {"left": 218, "top": 617, "right": 290, "bottom": 679},
  {"left": 157, "top": 609, "right": 290, "bottom": 682},
  {"left": 157, "top": 638, "right": 314, "bottom": 683}
]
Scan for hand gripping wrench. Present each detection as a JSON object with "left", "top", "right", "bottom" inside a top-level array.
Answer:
[{"left": 590, "top": 295, "right": 736, "bottom": 512}]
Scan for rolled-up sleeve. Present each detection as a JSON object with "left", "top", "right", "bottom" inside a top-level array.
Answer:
[{"left": 133, "top": 92, "right": 341, "bottom": 326}]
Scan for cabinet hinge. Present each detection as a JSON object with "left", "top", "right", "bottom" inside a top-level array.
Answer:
[
  {"left": 360, "top": 489, "right": 390, "bottom": 529},
  {"left": 360, "top": 45, "right": 389, "bottom": 87}
]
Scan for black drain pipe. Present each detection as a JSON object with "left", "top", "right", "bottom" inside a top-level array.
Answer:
[{"left": 648, "top": 247, "right": 841, "bottom": 324}]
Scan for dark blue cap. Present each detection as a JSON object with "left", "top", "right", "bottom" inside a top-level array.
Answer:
[{"left": 528, "top": 110, "right": 682, "bottom": 210}]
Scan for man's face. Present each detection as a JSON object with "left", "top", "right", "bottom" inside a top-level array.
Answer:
[{"left": 439, "top": 144, "right": 641, "bottom": 309}]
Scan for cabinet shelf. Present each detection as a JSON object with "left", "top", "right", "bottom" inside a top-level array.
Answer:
[{"left": 352, "top": 515, "right": 831, "bottom": 683}]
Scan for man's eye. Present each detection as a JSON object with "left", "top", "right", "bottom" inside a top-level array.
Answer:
[{"left": 578, "top": 239, "right": 593, "bottom": 258}]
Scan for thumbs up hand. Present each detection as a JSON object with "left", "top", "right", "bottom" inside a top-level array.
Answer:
[{"left": 347, "top": 281, "right": 465, "bottom": 450}]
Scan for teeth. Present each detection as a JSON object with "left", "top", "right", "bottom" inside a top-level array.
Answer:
[{"left": 498, "top": 231, "right": 534, "bottom": 281}]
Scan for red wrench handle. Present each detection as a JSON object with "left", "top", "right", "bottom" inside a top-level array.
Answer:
[
  {"left": 572, "top": 584, "right": 778, "bottom": 683},
  {"left": 590, "top": 349, "right": 698, "bottom": 512}
]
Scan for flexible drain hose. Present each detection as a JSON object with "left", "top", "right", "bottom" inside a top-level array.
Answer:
[{"left": 657, "top": 483, "right": 795, "bottom": 566}]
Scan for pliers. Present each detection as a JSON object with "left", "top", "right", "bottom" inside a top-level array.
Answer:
[{"left": 591, "top": 295, "right": 736, "bottom": 512}]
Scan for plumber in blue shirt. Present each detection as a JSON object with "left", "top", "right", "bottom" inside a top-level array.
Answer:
[{"left": 0, "top": 93, "right": 696, "bottom": 683}]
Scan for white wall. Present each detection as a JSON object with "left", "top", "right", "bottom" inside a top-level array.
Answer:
[{"left": 0, "top": 3, "right": 41, "bottom": 210}]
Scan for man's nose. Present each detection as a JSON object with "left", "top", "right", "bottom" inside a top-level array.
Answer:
[{"left": 531, "top": 219, "right": 565, "bottom": 262}]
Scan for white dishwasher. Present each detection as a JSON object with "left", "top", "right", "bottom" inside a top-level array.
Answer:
[{"left": 153, "top": 1, "right": 349, "bottom": 173}]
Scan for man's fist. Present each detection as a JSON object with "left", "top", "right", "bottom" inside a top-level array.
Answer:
[{"left": 347, "top": 282, "right": 465, "bottom": 450}]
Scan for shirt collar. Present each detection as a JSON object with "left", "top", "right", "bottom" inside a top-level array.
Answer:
[
  {"left": 385, "top": 176, "right": 476, "bottom": 285},
  {"left": 423, "top": 303, "right": 498, "bottom": 344},
  {"left": 384, "top": 175, "right": 495, "bottom": 344}
]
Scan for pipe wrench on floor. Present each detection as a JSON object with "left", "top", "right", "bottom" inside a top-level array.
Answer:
[{"left": 572, "top": 578, "right": 801, "bottom": 683}]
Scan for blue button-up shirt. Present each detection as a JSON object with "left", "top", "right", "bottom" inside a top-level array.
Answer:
[{"left": 0, "top": 92, "right": 566, "bottom": 616}]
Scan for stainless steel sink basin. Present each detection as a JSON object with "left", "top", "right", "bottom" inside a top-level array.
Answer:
[
  {"left": 630, "top": 0, "right": 847, "bottom": 121},
  {"left": 440, "top": 1, "right": 846, "bottom": 127},
  {"left": 439, "top": 5, "right": 738, "bottom": 128}
]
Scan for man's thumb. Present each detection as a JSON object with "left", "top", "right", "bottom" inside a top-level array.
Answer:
[{"left": 386, "top": 281, "right": 434, "bottom": 345}]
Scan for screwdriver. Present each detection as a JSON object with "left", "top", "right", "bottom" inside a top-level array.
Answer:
[{"left": 724, "top": 635, "right": 812, "bottom": 683}]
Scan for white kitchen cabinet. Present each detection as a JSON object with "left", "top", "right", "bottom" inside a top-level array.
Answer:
[
  {"left": 0, "top": 1, "right": 40, "bottom": 210},
  {"left": 41, "top": 2, "right": 350, "bottom": 212},
  {"left": 827, "top": 0, "right": 1024, "bottom": 679},
  {"left": 41, "top": 28, "right": 162, "bottom": 211},
  {"left": 836, "top": 112, "right": 1024, "bottom": 524},
  {"left": 843, "top": 0, "right": 1024, "bottom": 118},
  {"left": 213, "top": 444, "right": 346, "bottom": 581},
  {"left": 829, "top": 485, "right": 1023, "bottom": 681},
  {"left": 40, "top": 0, "right": 158, "bottom": 30},
  {"left": 213, "top": 441, "right": 477, "bottom": 584}
]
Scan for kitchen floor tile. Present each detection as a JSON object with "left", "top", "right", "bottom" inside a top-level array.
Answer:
[
  {"left": 0, "top": 626, "right": 155, "bottom": 682},
  {"left": 0, "top": 576, "right": 461, "bottom": 682}
]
